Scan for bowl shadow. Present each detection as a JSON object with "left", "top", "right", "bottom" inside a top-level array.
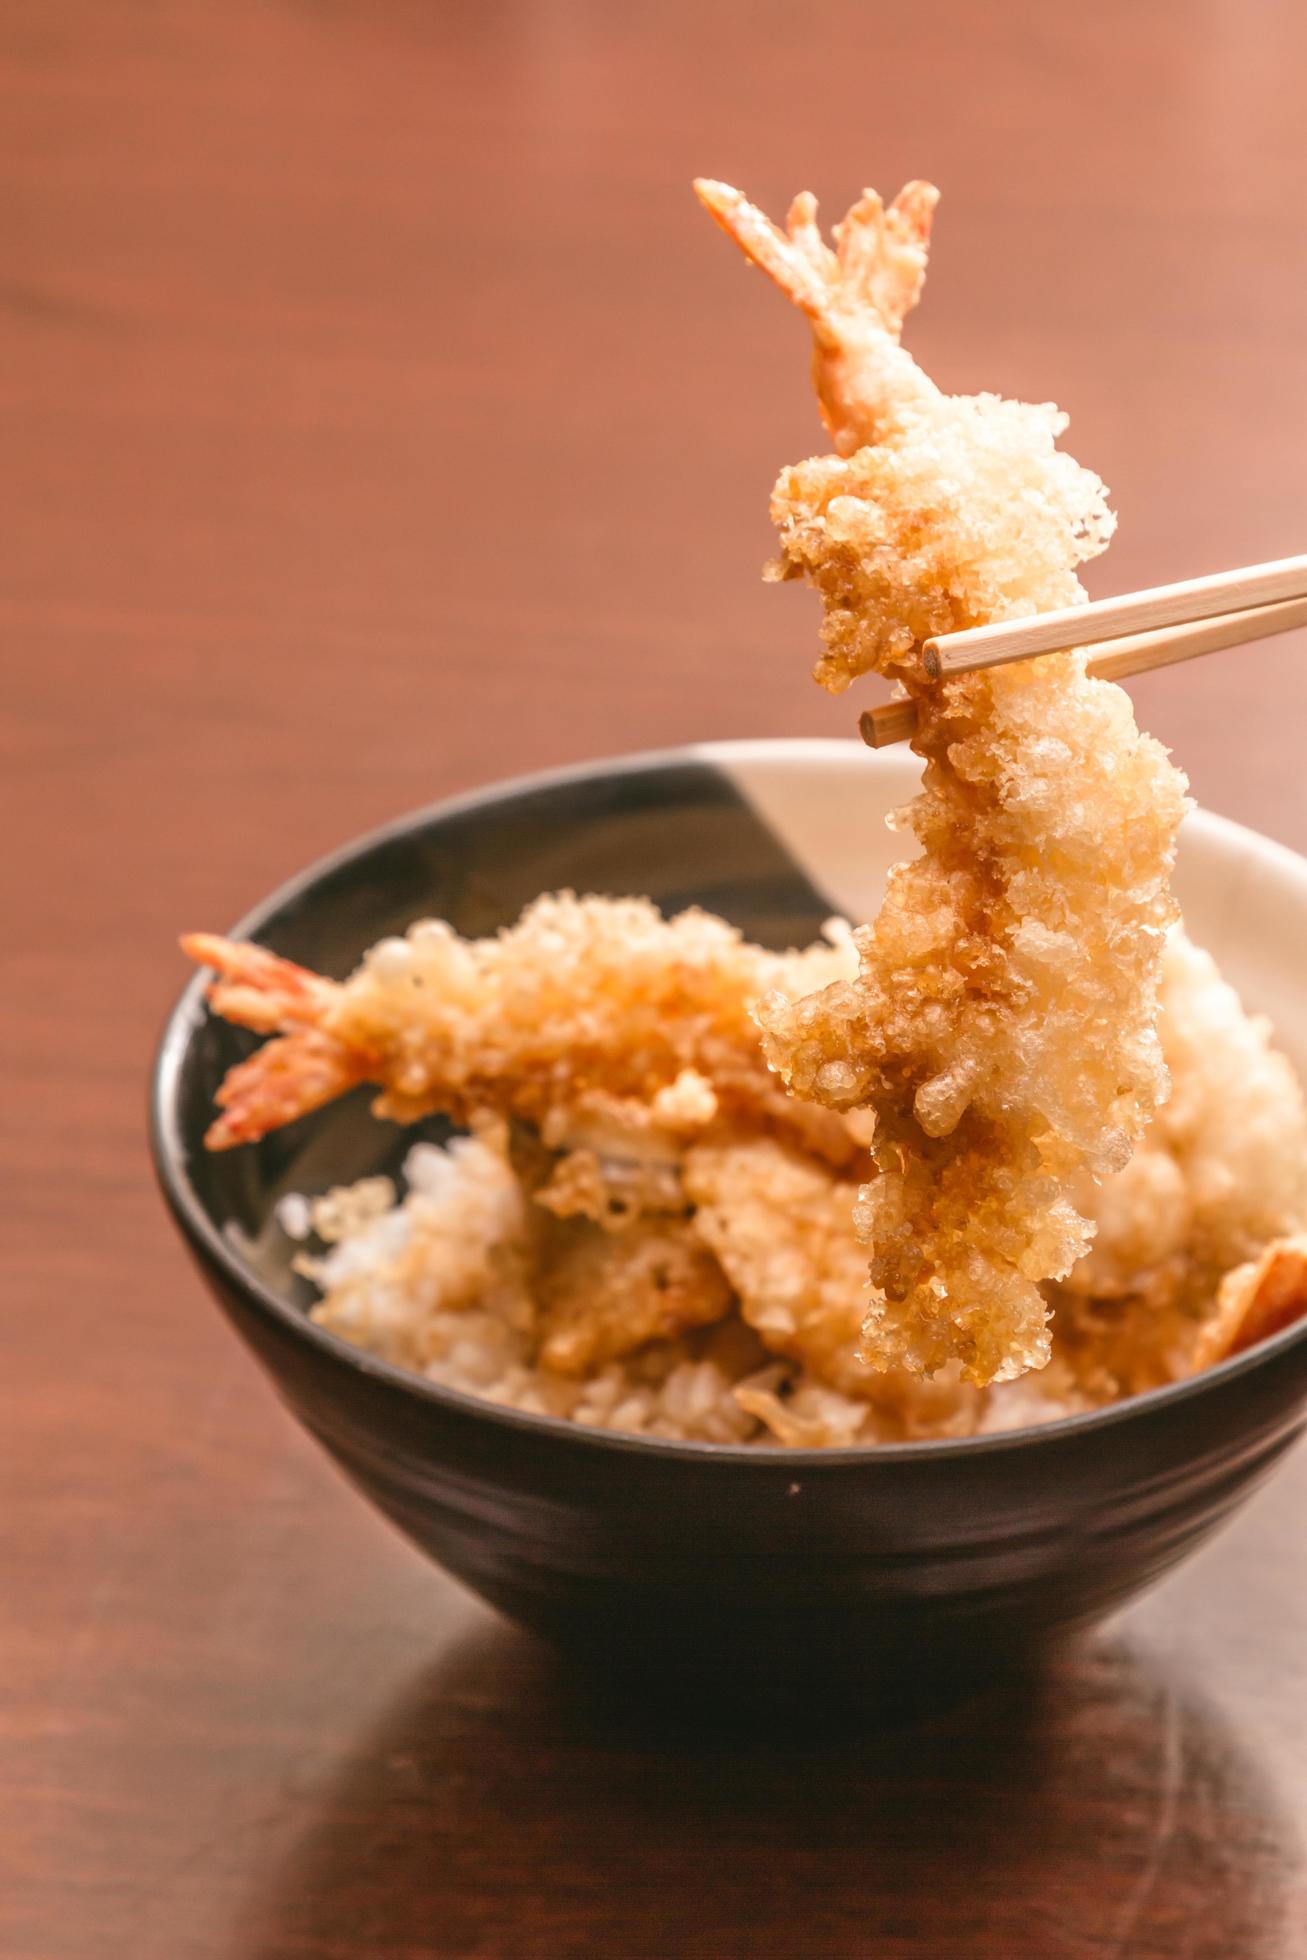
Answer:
[{"left": 231, "top": 1619, "right": 1297, "bottom": 1960}]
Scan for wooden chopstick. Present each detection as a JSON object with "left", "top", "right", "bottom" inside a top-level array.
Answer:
[
  {"left": 922, "top": 553, "right": 1307, "bottom": 678},
  {"left": 861, "top": 594, "right": 1307, "bottom": 751}
]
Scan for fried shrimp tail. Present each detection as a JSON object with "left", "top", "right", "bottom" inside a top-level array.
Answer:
[
  {"left": 181, "top": 933, "right": 342, "bottom": 1031},
  {"left": 181, "top": 935, "right": 369, "bottom": 1148},
  {"left": 206, "top": 1032, "right": 371, "bottom": 1150},
  {"left": 694, "top": 176, "right": 939, "bottom": 452}
]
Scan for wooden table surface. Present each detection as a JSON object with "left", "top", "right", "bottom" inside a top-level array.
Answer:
[{"left": 6, "top": 4, "right": 1307, "bottom": 1955}]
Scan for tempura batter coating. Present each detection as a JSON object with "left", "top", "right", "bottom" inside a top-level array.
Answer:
[
  {"left": 685, "top": 1136, "right": 983, "bottom": 1438},
  {"left": 533, "top": 1213, "right": 735, "bottom": 1375},
  {"left": 684, "top": 1136, "right": 874, "bottom": 1397},
  {"left": 699, "top": 177, "right": 1190, "bottom": 1386}
]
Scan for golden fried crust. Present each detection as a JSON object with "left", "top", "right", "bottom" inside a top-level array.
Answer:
[
  {"left": 533, "top": 1217, "right": 734, "bottom": 1376},
  {"left": 684, "top": 1136, "right": 981, "bottom": 1436}
]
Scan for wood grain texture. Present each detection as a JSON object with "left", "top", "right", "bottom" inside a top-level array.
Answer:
[
  {"left": 4, "top": 3, "right": 1307, "bottom": 1954},
  {"left": 925, "top": 558, "right": 1307, "bottom": 674}
]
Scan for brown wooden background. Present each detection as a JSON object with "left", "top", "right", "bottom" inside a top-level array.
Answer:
[{"left": 6, "top": 3, "right": 1307, "bottom": 1955}]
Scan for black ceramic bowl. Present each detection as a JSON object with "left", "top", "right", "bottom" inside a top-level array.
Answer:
[{"left": 152, "top": 740, "right": 1307, "bottom": 1703}]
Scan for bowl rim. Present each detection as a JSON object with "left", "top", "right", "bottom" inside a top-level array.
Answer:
[{"left": 151, "top": 735, "right": 1307, "bottom": 1468}]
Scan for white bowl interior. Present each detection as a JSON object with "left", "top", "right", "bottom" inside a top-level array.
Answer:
[{"left": 701, "top": 737, "right": 1307, "bottom": 1083}]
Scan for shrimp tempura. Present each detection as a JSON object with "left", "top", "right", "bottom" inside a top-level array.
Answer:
[
  {"left": 697, "top": 178, "right": 1190, "bottom": 1386},
  {"left": 183, "top": 895, "right": 859, "bottom": 1164},
  {"left": 184, "top": 897, "right": 864, "bottom": 1375}
]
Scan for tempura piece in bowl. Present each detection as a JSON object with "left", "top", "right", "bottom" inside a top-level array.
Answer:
[
  {"left": 185, "top": 895, "right": 859, "bottom": 1164},
  {"left": 1050, "top": 930, "right": 1307, "bottom": 1394},
  {"left": 184, "top": 897, "right": 864, "bottom": 1374},
  {"left": 698, "top": 178, "right": 1190, "bottom": 1386},
  {"left": 684, "top": 1135, "right": 984, "bottom": 1440}
]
